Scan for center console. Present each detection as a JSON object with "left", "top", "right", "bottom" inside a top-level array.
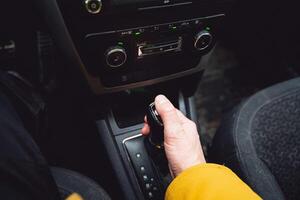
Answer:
[{"left": 93, "top": 85, "right": 201, "bottom": 200}]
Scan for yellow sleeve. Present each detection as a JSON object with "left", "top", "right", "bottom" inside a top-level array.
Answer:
[
  {"left": 165, "top": 163, "right": 261, "bottom": 200},
  {"left": 66, "top": 193, "right": 83, "bottom": 200}
]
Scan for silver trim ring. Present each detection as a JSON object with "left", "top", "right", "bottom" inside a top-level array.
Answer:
[
  {"left": 85, "top": 0, "right": 102, "bottom": 14},
  {"left": 194, "top": 31, "right": 213, "bottom": 51},
  {"left": 149, "top": 102, "right": 163, "bottom": 126},
  {"left": 105, "top": 47, "right": 127, "bottom": 68}
]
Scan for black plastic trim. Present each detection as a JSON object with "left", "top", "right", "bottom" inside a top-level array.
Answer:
[
  {"left": 95, "top": 120, "right": 139, "bottom": 200},
  {"left": 33, "top": 0, "right": 223, "bottom": 95}
]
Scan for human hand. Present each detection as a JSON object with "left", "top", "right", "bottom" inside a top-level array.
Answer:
[{"left": 141, "top": 95, "right": 206, "bottom": 177}]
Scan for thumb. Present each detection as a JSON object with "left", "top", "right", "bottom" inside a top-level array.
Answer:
[{"left": 155, "top": 95, "right": 181, "bottom": 132}]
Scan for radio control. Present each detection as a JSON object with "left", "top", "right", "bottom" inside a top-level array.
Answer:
[
  {"left": 137, "top": 37, "right": 182, "bottom": 58},
  {"left": 105, "top": 46, "right": 127, "bottom": 68},
  {"left": 194, "top": 30, "right": 213, "bottom": 51},
  {"left": 85, "top": 0, "right": 102, "bottom": 14}
]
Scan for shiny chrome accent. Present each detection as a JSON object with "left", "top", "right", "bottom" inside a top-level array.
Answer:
[
  {"left": 85, "top": 0, "right": 102, "bottom": 14},
  {"left": 105, "top": 46, "right": 127, "bottom": 68},
  {"left": 194, "top": 31, "right": 212, "bottom": 51}
]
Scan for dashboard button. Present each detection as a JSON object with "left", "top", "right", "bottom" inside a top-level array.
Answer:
[
  {"left": 151, "top": 26, "right": 160, "bottom": 32},
  {"left": 194, "top": 30, "right": 213, "bottom": 51},
  {"left": 140, "top": 166, "right": 146, "bottom": 172},
  {"left": 148, "top": 192, "right": 153, "bottom": 199},
  {"left": 84, "top": 0, "right": 102, "bottom": 14},
  {"left": 177, "top": 21, "right": 191, "bottom": 30},
  {"left": 143, "top": 175, "right": 149, "bottom": 181},
  {"left": 105, "top": 46, "right": 127, "bottom": 68},
  {"left": 145, "top": 183, "right": 152, "bottom": 190},
  {"left": 119, "top": 30, "right": 133, "bottom": 37}
]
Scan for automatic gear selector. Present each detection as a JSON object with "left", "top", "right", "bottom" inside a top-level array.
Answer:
[
  {"left": 147, "top": 102, "right": 164, "bottom": 149},
  {"left": 145, "top": 101, "right": 171, "bottom": 182}
]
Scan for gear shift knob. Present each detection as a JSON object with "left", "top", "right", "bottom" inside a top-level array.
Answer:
[{"left": 147, "top": 102, "right": 164, "bottom": 148}]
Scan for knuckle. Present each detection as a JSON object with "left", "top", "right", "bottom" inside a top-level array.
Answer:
[
  {"left": 161, "top": 107, "right": 177, "bottom": 117},
  {"left": 190, "top": 121, "right": 197, "bottom": 129}
]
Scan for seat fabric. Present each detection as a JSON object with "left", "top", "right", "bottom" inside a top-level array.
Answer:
[
  {"left": 210, "top": 78, "right": 300, "bottom": 200},
  {"left": 51, "top": 167, "right": 111, "bottom": 200}
]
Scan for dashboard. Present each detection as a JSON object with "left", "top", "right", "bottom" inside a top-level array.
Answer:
[{"left": 34, "top": 0, "right": 233, "bottom": 94}]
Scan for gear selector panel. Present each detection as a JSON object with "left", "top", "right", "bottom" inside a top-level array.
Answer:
[{"left": 123, "top": 135, "right": 164, "bottom": 200}]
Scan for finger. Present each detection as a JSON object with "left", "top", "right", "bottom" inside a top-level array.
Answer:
[
  {"left": 144, "top": 115, "right": 148, "bottom": 123},
  {"left": 175, "top": 109, "right": 191, "bottom": 124},
  {"left": 155, "top": 95, "right": 182, "bottom": 133},
  {"left": 141, "top": 123, "right": 150, "bottom": 135}
]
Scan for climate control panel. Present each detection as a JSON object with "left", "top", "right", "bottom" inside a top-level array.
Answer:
[{"left": 82, "top": 14, "right": 223, "bottom": 87}]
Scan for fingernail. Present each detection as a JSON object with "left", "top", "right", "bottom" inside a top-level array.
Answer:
[
  {"left": 155, "top": 95, "right": 168, "bottom": 104},
  {"left": 155, "top": 95, "right": 174, "bottom": 111}
]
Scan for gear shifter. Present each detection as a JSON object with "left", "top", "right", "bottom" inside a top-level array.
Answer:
[
  {"left": 145, "top": 102, "right": 171, "bottom": 182},
  {"left": 147, "top": 102, "right": 164, "bottom": 149}
]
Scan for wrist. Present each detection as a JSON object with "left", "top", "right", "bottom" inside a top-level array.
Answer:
[{"left": 175, "top": 157, "right": 206, "bottom": 177}]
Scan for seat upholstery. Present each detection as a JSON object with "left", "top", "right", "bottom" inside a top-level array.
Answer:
[
  {"left": 209, "top": 78, "right": 300, "bottom": 200},
  {"left": 51, "top": 167, "right": 111, "bottom": 200}
]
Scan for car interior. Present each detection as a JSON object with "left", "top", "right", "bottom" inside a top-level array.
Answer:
[{"left": 1, "top": 0, "right": 300, "bottom": 199}]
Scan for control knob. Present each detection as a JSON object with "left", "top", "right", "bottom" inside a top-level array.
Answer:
[
  {"left": 85, "top": 0, "right": 102, "bottom": 14},
  {"left": 194, "top": 30, "right": 213, "bottom": 51},
  {"left": 105, "top": 46, "right": 127, "bottom": 68},
  {"left": 146, "top": 102, "right": 164, "bottom": 149}
]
